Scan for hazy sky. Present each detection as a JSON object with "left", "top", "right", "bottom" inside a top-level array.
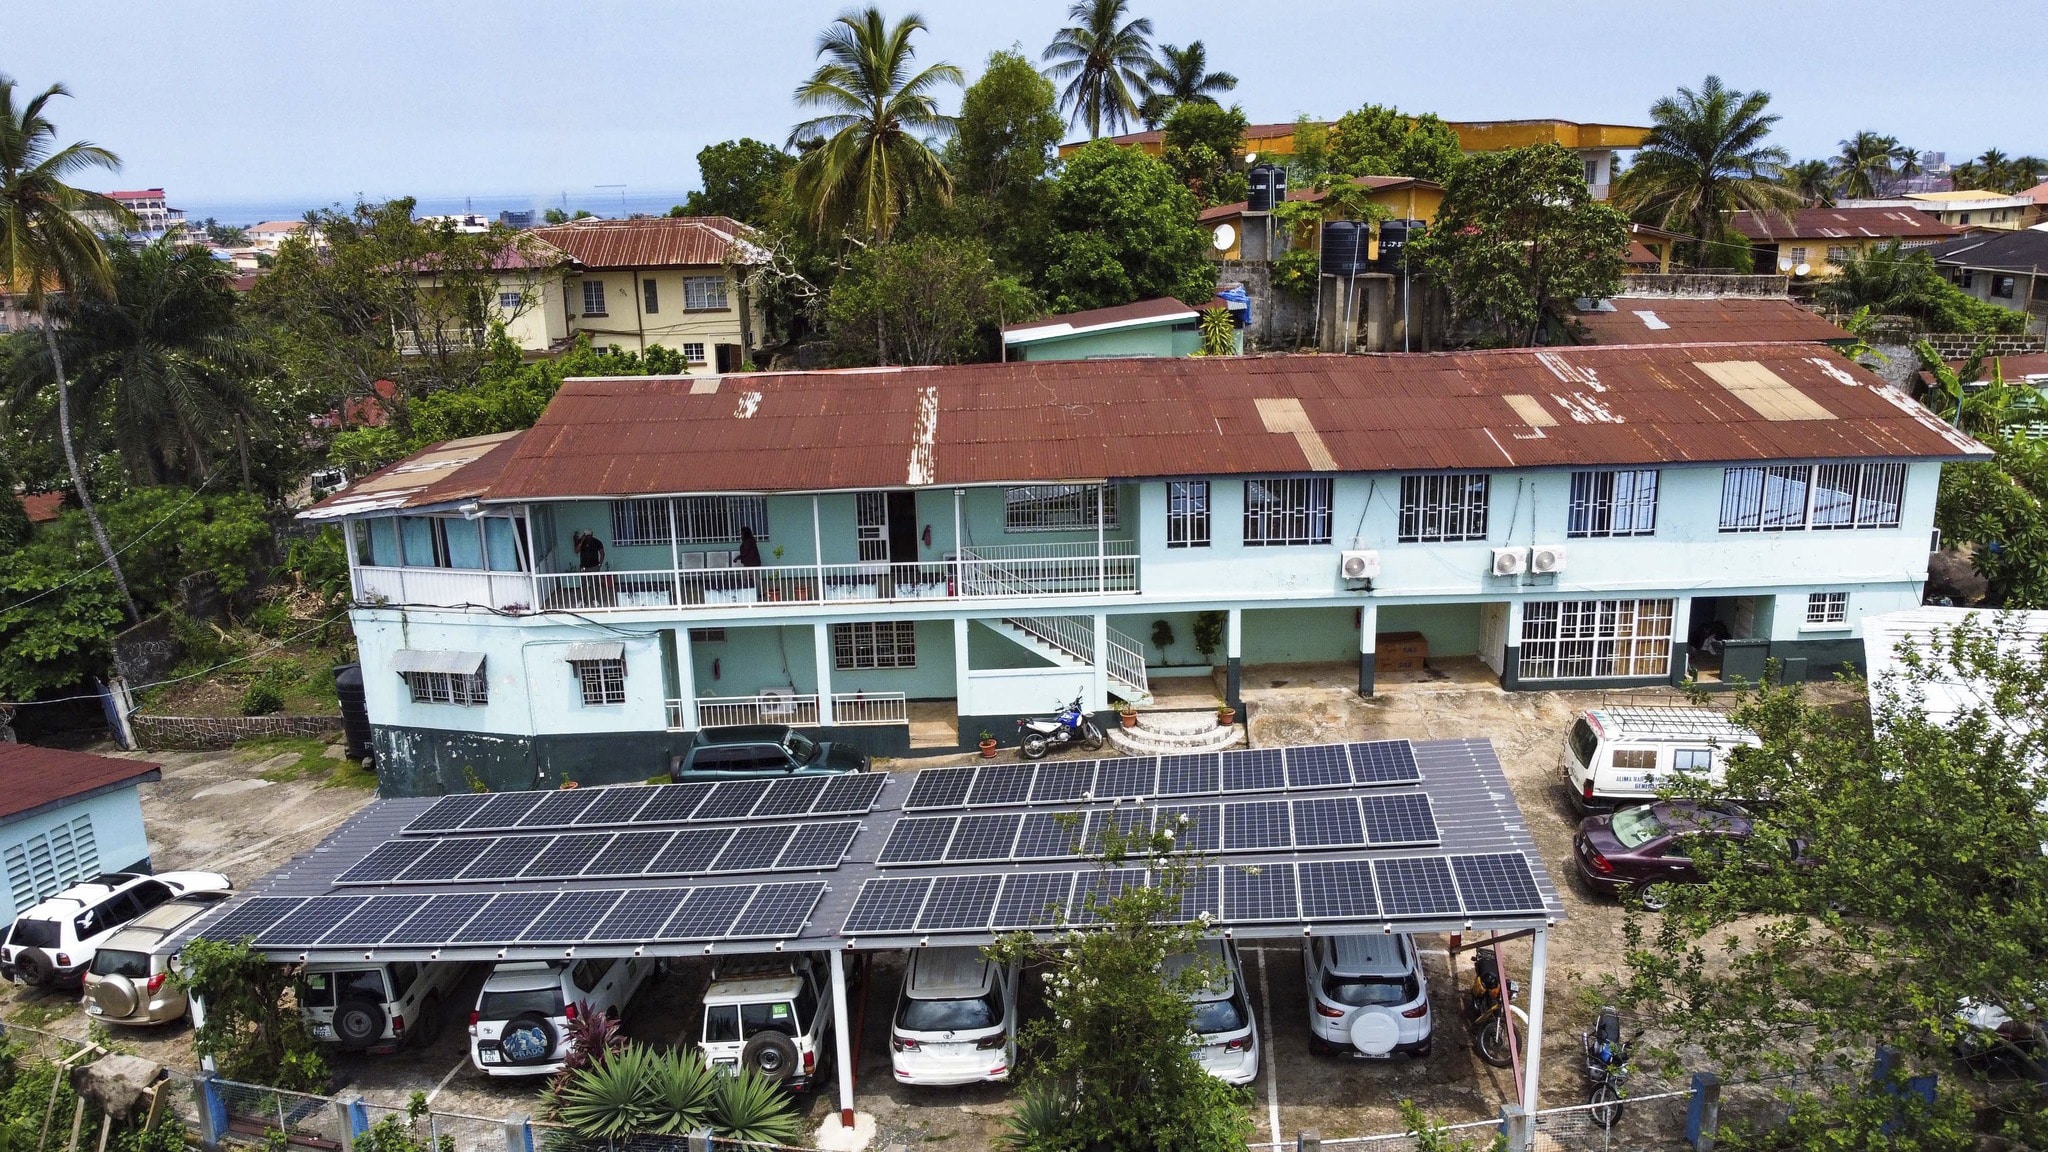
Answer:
[{"left": 14, "top": 0, "right": 2046, "bottom": 211}]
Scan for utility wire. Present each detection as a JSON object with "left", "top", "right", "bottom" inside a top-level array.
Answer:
[
  {"left": 0, "top": 470, "right": 228, "bottom": 616},
  {"left": 0, "top": 605, "right": 354, "bottom": 709}
]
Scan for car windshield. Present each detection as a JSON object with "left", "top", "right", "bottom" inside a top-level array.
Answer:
[
  {"left": 89, "top": 949, "right": 149, "bottom": 978},
  {"left": 479, "top": 988, "right": 564, "bottom": 1020},
  {"left": 1610, "top": 806, "right": 1670, "bottom": 850},
  {"left": 1323, "top": 972, "right": 1419, "bottom": 1007},
  {"left": 1569, "top": 718, "right": 1599, "bottom": 768},
  {"left": 1191, "top": 995, "right": 1247, "bottom": 1035},
  {"left": 9, "top": 919, "right": 59, "bottom": 949},
  {"left": 898, "top": 990, "right": 1002, "bottom": 1033},
  {"left": 783, "top": 732, "right": 820, "bottom": 763},
  {"left": 298, "top": 969, "right": 385, "bottom": 1008}
]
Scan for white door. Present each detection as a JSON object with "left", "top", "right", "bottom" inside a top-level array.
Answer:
[{"left": 1478, "top": 603, "right": 1509, "bottom": 675}]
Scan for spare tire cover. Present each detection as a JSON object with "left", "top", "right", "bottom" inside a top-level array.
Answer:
[
  {"left": 500, "top": 1012, "right": 557, "bottom": 1064},
  {"left": 1349, "top": 1009, "right": 1400, "bottom": 1056},
  {"left": 90, "top": 976, "right": 138, "bottom": 1019}
]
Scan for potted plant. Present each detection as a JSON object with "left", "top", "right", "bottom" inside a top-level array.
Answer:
[
  {"left": 1117, "top": 700, "right": 1139, "bottom": 729},
  {"left": 1216, "top": 697, "right": 1237, "bottom": 726},
  {"left": 977, "top": 730, "right": 998, "bottom": 758}
]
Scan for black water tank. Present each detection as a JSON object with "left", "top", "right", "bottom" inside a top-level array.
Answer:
[
  {"left": 1320, "top": 220, "right": 1370, "bottom": 276},
  {"left": 1378, "top": 219, "right": 1422, "bottom": 272},
  {"left": 334, "top": 663, "right": 373, "bottom": 763},
  {"left": 1247, "top": 165, "right": 1287, "bottom": 212}
]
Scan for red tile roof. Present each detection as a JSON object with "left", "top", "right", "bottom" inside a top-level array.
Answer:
[
  {"left": 105, "top": 189, "right": 166, "bottom": 200},
  {"left": 1728, "top": 207, "right": 1961, "bottom": 242},
  {"left": 1003, "top": 297, "right": 1201, "bottom": 338},
  {"left": 1572, "top": 298, "right": 1851, "bottom": 346},
  {"left": 528, "top": 217, "right": 764, "bottom": 270},
  {"left": 2023, "top": 180, "right": 2048, "bottom": 205},
  {"left": 0, "top": 745, "right": 160, "bottom": 823},
  {"left": 17, "top": 491, "right": 63, "bottom": 524}
]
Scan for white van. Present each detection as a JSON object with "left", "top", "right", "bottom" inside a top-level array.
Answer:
[
  {"left": 889, "top": 947, "right": 1016, "bottom": 1086},
  {"left": 1563, "top": 707, "right": 1759, "bottom": 814}
]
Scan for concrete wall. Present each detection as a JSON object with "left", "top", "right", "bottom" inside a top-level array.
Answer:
[{"left": 0, "top": 788, "right": 152, "bottom": 922}]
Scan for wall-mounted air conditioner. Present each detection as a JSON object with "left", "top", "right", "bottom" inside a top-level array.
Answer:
[
  {"left": 1340, "top": 550, "right": 1380, "bottom": 580},
  {"left": 1530, "top": 544, "right": 1567, "bottom": 574},
  {"left": 1490, "top": 547, "right": 1528, "bottom": 577}
]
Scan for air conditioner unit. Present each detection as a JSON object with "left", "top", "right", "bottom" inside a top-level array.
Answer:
[
  {"left": 1490, "top": 547, "right": 1528, "bottom": 577},
  {"left": 1340, "top": 550, "right": 1381, "bottom": 580},
  {"left": 1530, "top": 544, "right": 1567, "bottom": 574}
]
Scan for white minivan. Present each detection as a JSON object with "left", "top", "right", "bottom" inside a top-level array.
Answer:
[
  {"left": 469, "top": 957, "right": 652, "bottom": 1076},
  {"left": 889, "top": 947, "right": 1016, "bottom": 1086},
  {"left": 1563, "top": 707, "right": 1759, "bottom": 814}
]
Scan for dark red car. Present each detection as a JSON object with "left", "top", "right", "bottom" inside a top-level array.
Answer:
[{"left": 1572, "top": 800, "right": 1755, "bottom": 909}]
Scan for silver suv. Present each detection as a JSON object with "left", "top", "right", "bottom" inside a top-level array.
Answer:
[{"left": 83, "top": 895, "right": 229, "bottom": 1026}]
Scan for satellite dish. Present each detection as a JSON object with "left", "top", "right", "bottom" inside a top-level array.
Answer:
[
  {"left": 1777, "top": 256, "right": 1794, "bottom": 272},
  {"left": 1211, "top": 223, "right": 1237, "bottom": 251},
  {"left": 1794, "top": 262, "right": 1811, "bottom": 277},
  {"left": 1244, "top": 151, "right": 1258, "bottom": 165}
]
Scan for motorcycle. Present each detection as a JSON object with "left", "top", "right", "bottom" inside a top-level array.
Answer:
[
  {"left": 1016, "top": 697, "right": 1105, "bottom": 760},
  {"left": 1583, "top": 1005, "right": 1631, "bottom": 1129},
  {"left": 1462, "top": 947, "right": 1530, "bottom": 1068}
]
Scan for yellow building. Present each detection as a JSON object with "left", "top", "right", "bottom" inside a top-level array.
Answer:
[
  {"left": 1197, "top": 175, "right": 1443, "bottom": 262},
  {"left": 1727, "top": 207, "right": 1964, "bottom": 278},
  {"left": 531, "top": 217, "right": 768, "bottom": 371}
]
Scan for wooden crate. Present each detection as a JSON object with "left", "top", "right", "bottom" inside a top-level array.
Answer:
[{"left": 1377, "top": 631, "right": 1427, "bottom": 672}]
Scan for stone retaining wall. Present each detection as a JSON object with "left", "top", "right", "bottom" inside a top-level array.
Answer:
[
  {"left": 132, "top": 713, "right": 340, "bottom": 751},
  {"left": 1621, "top": 274, "right": 1789, "bottom": 298}
]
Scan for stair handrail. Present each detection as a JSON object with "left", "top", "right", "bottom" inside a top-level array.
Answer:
[{"left": 1005, "top": 615, "right": 1151, "bottom": 699}]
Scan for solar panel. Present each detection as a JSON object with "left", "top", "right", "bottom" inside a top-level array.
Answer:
[
  {"left": 338, "top": 839, "right": 435, "bottom": 884},
  {"left": 729, "top": 882, "right": 827, "bottom": 938},
  {"left": 754, "top": 776, "right": 829, "bottom": 818},
  {"left": 879, "top": 816, "right": 956, "bottom": 865},
  {"left": 1298, "top": 860, "right": 1378, "bottom": 920},
  {"left": 1450, "top": 853, "right": 1546, "bottom": 914},
  {"left": 198, "top": 896, "right": 304, "bottom": 942},
  {"left": 993, "top": 871, "right": 1075, "bottom": 929},
  {"left": 1029, "top": 760, "right": 1095, "bottom": 803},
  {"left": 1155, "top": 803, "right": 1219, "bottom": 853},
  {"left": 589, "top": 889, "right": 691, "bottom": 941},
  {"left": 1284, "top": 745, "right": 1351, "bottom": 789},
  {"left": 648, "top": 827, "right": 733, "bottom": 874},
  {"left": 967, "top": 763, "right": 1035, "bottom": 807},
  {"left": 904, "top": 767, "right": 975, "bottom": 810},
  {"left": 777, "top": 821, "right": 858, "bottom": 869},
  {"left": 1291, "top": 797, "right": 1364, "bottom": 848},
  {"left": 401, "top": 837, "right": 495, "bottom": 882},
  {"left": 844, "top": 876, "right": 932, "bottom": 934},
  {"left": 459, "top": 835, "right": 552, "bottom": 881},
  {"left": 812, "top": 772, "right": 887, "bottom": 816},
  {"left": 589, "top": 831, "right": 675, "bottom": 876},
  {"left": 1094, "top": 758, "right": 1157, "bottom": 800},
  {"left": 461, "top": 791, "right": 546, "bottom": 830},
  {"left": 518, "top": 787, "right": 601, "bottom": 827},
  {"left": 1348, "top": 740, "right": 1421, "bottom": 785},
  {"left": 385, "top": 892, "right": 492, "bottom": 944},
  {"left": 1359, "top": 794, "right": 1438, "bottom": 846},
  {"left": 1374, "top": 856, "right": 1460, "bottom": 918},
  {"left": 1169, "top": 866, "right": 1220, "bottom": 924},
  {"left": 916, "top": 875, "right": 1002, "bottom": 931},
  {"left": 1013, "top": 812, "right": 1083, "bottom": 859},
  {"left": 658, "top": 886, "right": 752, "bottom": 940},
  {"left": 1073, "top": 869, "right": 1144, "bottom": 925},
  {"left": 579, "top": 786, "right": 656, "bottom": 825},
  {"left": 453, "top": 892, "right": 561, "bottom": 943},
  {"left": 1084, "top": 806, "right": 1153, "bottom": 854},
  {"left": 523, "top": 833, "right": 614, "bottom": 878},
  {"left": 1156, "top": 754, "right": 1221, "bottom": 797},
  {"left": 261, "top": 897, "right": 367, "bottom": 947},
  {"left": 1223, "top": 864, "right": 1298, "bottom": 922},
  {"left": 945, "top": 813, "right": 1023, "bottom": 862},
  {"left": 694, "top": 779, "right": 771, "bottom": 822},
  {"left": 711, "top": 825, "right": 796, "bottom": 872},
  {"left": 522, "top": 891, "right": 625, "bottom": 942},
  {"left": 1222, "top": 801, "right": 1292, "bottom": 851},
  {"left": 1222, "top": 748, "right": 1285, "bottom": 793},
  {"left": 323, "top": 894, "right": 428, "bottom": 946},
  {"left": 634, "top": 784, "right": 711, "bottom": 824},
  {"left": 404, "top": 794, "right": 489, "bottom": 834}
]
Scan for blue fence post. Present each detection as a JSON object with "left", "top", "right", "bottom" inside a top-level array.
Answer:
[
  {"left": 1873, "top": 1047, "right": 1937, "bottom": 1136},
  {"left": 195, "top": 1073, "right": 229, "bottom": 1149},
  {"left": 503, "top": 1112, "right": 534, "bottom": 1152},
  {"left": 1686, "top": 1071, "right": 1722, "bottom": 1151},
  {"left": 334, "top": 1092, "right": 367, "bottom": 1152}
]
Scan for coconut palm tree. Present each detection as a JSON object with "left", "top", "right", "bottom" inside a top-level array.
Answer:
[
  {"left": 1892, "top": 143, "right": 1924, "bottom": 182},
  {"left": 1138, "top": 41, "right": 1236, "bottom": 127},
  {"left": 1613, "top": 75, "right": 1798, "bottom": 256},
  {"left": 0, "top": 76, "right": 138, "bottom": 622},
  {"left": 787, "top": 7, "right": 961, "bottom": 244},
  {"left": 1832, "top": 131, "right": 1897, "bottom": 199},
  {"left": 1042, "top": 0, "right": 1156, "bottom": 139},
  {"left": 1781, "top": 159, "right": 1836, "bottom": 207}
]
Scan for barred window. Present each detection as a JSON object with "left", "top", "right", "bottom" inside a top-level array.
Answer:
[
  {"left": 1810, "top": 463, "right": 1905, "bottom": 529},
  {"left": 1567, "top": 470, "right": 1658, "bottom": 537},
  {"left": 1166, "top": 481, "right": 1210, "bottom": 548},
  {"left": 856, "top": 492, "right": 890, "bottom": 561},
  {"left": 581, "top": 280, "right": 606, "bottom": 316},
  {"left": 1719, "top": 466, "right": 1813, "bottom": 531},
  {"left": 1721, "top": 463, "right": 1903, "bottom": 532},
  {"left": 1243, "top": 477, "right": 1332, "bottom": 545},
  {"left": 643, "top": 279, "right": 659, "bottom": 314},
  {"left": 683, "top": 276, "right": 728, "bottom": 310},
  {"left": 571, "top": 659, "right": 627, "bottom": 706},
  {"left": 498, "top": 291, "right": 523, "bottom": 310},
  {"left": 1003, "top": 485, "right": 1118, "bottom": 532},
  {"left": 610, "top": 496, "right": 769, "bottom": 545},
  {"left": 402, "top": 670, "right": 489, "bottom": 706},
  {"left": 833, "top": 621, "right": 917, "bottom": 669},
  {"left": 1398, "top": 473, "right": 1489, "bottom": 542},
  {"left": 1517, "top": 598, "right": 1674, "bottom": 681},
  {"left": 682, "top": 342, "right": 706, "bottom": 364},
  {"left": 1806, "top": 592, "right": 1847, "bottom": 625}
]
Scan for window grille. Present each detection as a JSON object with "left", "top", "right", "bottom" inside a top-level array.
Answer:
[
  {"left": 4, "top": 816, "right": 96, "bottom": 911},
  {"left": 1003, "top": 485, "right": 1118, "bottom": 532},
  {"left": 402, "top": 670, "right": 489, "bottom": 706},
  {"left": 1806, "top": 591, "right": 1847, "bottom": 625},
  {"left": 610, "top": 497, "right": 768, "bottom": 546},
  {"left": 498, "top": 291, "right": 523, "bottom": 309},
  {"left": 687, "top": 628, "right": 726, "bottom": 643},
  {"left": 1243, "top": 478, "right": 1333, "bottom": 545},
  {"left": 1397, "top": 474, "right": 1489, "bottom": 542},
  {"left": 1517, "top": 598, "right": 1674, "bottom": 681},
  {"left": 683, "top": 276, "right": 728, "bottom": 310},
  {"left": 833, "top": 621, "right": 917, "bottom": 669},
  {"left": 1567, "top": 470, "right": 1658, "bottom": 537},
  {"left": 1167, "top": 481, "right": 1210, "bottom": 548},
  {"left": 643, "top": 279, "right": 659, "bottom": 313},
  {"left": 682, "top": 342, "right": 707, "bottom": 364},
  {"left": 572, "top": 659, "right": 628, "bottom": 706},
  {"left": 581, "top": 280, "right": 606, "bottom": 316},
  {"left": 856, "top": 492, "right": 889, "bottom": 561},
  {"left": 1721, "top": 463, "right": 1902, "bottom": 532}
]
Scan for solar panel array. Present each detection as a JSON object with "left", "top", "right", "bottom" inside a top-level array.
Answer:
[
  {"left": 402, "top": 773, "right": 888, "bottom": 835},
  {"left": 338, "top": 820, "right": 859, "bottom": 885},
  {"left": 901, "top": 742, "right": 1420, "bottom": 811}
]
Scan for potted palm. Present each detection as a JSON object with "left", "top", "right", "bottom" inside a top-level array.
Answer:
[{"left": 978, "top": 730, "right": 998, "bottom": 758}]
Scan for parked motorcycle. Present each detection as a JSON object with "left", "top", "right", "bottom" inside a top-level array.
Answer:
[
  {"left": 1584, "top": 1005, "right": 1631, "bottom": 1129},
  {"left": 1016, "top": 697, "right": 1105, "bottom": 760},
  {"left": 1462, "top": 947, "right": 1529, "bottom": 1068}
]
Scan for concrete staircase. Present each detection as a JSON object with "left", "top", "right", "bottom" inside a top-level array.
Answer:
[{"left": 1107, "top": 710, "right": 1244, "bottom": 756}]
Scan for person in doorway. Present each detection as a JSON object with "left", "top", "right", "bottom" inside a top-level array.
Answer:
[
  {"left": 736, "top": 526, "right": 762, "bottom": 568},
  {"left": 576, "top": 530, "right": 606, "bottom": 572}
]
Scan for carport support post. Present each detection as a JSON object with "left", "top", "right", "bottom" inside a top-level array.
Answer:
[
  {"left": 1518, "top": 928, "right": 1550, "bottom": 1143},
  {"left": 1358, "top": 604, "right": 1377, "bottom": 697},
  {"left": 190, "top": 992, "right": 217, "bottom": 1073},
  {"left": 830, "top": 947, "right": 856, "bottom": 1129},
  {"left": 1225, "top": 608, "right": 1242, "bottom": 712},
  {"left": 814, "top": 623, "right": 835, "bottom": 725},
  {"left": 1090, "top": 614, "right": 1109, "bottom": 710}
]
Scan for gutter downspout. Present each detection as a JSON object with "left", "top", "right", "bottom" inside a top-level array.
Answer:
[{"left": 634, "top": 266, "right": 647, "bottom": 353}]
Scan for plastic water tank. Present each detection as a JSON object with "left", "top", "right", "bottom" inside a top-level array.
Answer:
[
  {"left": 1320, "top": 221, "right": 1370, "bottom": 276},
  {"left": 334, "top": 663, "right": 374, "bottom": 763},
  {"left": 1378, "top": 219, "right": 1422, "bottom": 272},
  {"left": 1247, "top": 165, "right": 1287, "bottom": 212}
]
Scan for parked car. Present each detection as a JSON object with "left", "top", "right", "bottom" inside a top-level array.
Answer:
[
  {"left": 299, "top": 961, "right": 469, "bottom": 1053},
  {"left": 1304, "top": 934, "right": 1433, "bottom": 1059},
  {"left": 1562, "top": 707, "right": 1757, "bottom": 814},
  {"left": 2, "top": 871, "right": 233, "bottom": 989},
  {"left": 1572, "top": 800, "right": 1760, "bottom": 908},
  {"left": 1167, "top": 938, "right": 1260, "bottom": 1085},
  {"left": 469, "top": 957, "right": 653, "bottom": 1076},
  {"left": 700, "top": 955, "right": 832, "bottom": 1091},
  {"left": 671, "top": 725, "right": 869, "bottom": 781},
  {"left": 890, "top": 947, "right": 1015, "bottom": 1086},
  {"left": 82, "top": 894, "right": 230, "bottom": 1026}
]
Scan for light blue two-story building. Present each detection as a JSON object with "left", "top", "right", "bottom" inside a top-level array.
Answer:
[{"left": 305, "top": 345, "right": 1985, "bottom": 795}]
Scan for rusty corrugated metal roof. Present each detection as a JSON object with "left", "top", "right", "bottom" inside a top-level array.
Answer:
[
  {"left": 528, "top": 217, "right": 765, "bottom": 269},
  {"left": 1728, "top": 207, "right": 1961, "bottom": 241},
  {"left": 1573, "top": 298, "right": 1852, "bottom": 345},
  {"left": 0, "top": 745, "right": 159, "bottom": 823}
]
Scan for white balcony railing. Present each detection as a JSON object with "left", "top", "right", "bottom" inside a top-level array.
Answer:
[
  {"left": 830, "top": 692, "right": 909, "bottom": 726},
  {"left": 670, "top": 691, "right": 907, "bottom": 730},
  {"left": 355, "top": 566, "right": 533, "bottom": 611}
]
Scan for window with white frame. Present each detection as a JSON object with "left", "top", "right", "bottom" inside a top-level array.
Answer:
[
  {"left": 1242, "top": 477, "right": 1332, "bottom": 545},
  {"left": 856, "top": 492, "right": 889, "bottom": 561},
  {"left": 1720, "top": 463, "right": 1904, "bottom": 532},
  {"left": 1398, "top": 473, "right": 1489, "bottom": 542},
  {"left": 681, "top": 342, "right": 707, "bottom": 364},
  {"left": 1826, "top": 246, "right": 1852, "bottom": 266},
  {"left": 1788, "top": 246, "right": 1808, "bottom": 264},
  {"left": 498, "top": 291, "right": 523, "bottom": 310},
  {"left": 1568, "top": 470, "right": 1658, "bottom": 537},
  {"left": 610, "top": 496, "right": 769, "bottom": 545},
  {"left": 1003, "top": 485, "right": 1119, "bottom": 532},
  {"left": 1518, "top": 598, "right": 1675, "bottom": 681},
  {"left": 402, "top": 669, "right": 489, "bottom": 706},
  {"left": 1167, "top": 480, "right": 1210, "bottom": 548},
  {"left": 581, "top": 280, "right": 606, "bottom": 316},
  {"left": 1805, "top": 591, "right": 1847, "bottom": 625},
  {"left": 1673, "top": 748, "right": 1714, "bottom": 774},
  {"left": 571, "top": 659, "right": 627, "bottom": 705},
  {"left": 833, "top": 621, "right": 917, "bottom": 669},
  {"left": 683, "top": 276, "right": 728, "bottom": 310}
]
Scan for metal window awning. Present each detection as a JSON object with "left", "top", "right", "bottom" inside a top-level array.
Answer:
[
  {"left": 390, "top": 649, "right": 486, "bottom": 675},
  {"left": 563, "top": 641, "right": 625, "bottom": 662}
]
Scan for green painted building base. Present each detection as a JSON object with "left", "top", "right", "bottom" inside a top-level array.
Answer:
[{"left": 1358, "top": 652, "right": 1376, "bottom": 697}]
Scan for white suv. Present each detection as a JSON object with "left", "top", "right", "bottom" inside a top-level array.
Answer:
[
  {"left": 2, "top": 871, "right": 232, "bottom": 990},
  {"left": 700, "top": 956, "right": 832, "bottom": 1092},
  {"left": 1168, "top": 938, "right": 1260, "bottom": 1085},
  {"left": 299, "top": 961, "right": 470, "bottom": 1054},
  {"left": 1304, "top": 934, "right": 1433, "bottom": 1059},
  {"left": 469, "top": 958, "right": 652, "bottom": 1077},
  {"left": 890, "top": 947, "right": 1015, "bottom": 1086}
]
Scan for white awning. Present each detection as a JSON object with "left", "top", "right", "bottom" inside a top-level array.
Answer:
[
  {"left": 390, "top": 649, "right": 486, "bottom": 675},
  {"left": 563, "top": 642, "right": 625, "bottom": 662}
]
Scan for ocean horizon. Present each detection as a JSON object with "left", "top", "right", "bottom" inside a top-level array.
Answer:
[{"left": 175, "top": 188, "right": 700, "bottom": 226}]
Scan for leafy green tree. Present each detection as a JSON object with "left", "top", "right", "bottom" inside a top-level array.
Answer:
[
  {"left": 1780, "top": 158, "right": 1836, "bottom": 207},
  {"left": 675, "top": 138, "right": 791, "bottom": 223},
  {"left": 1042, "top": 0, "right": 1156, "bottom": 139},
  {"left": 1325, "top": 104, "right": 1465, "bottom": 184},
  {"left": 1285, "top": 115, "right": 1332, "bottom": 185},
  {"left": 825, "top": 235, "right": 1035, "bottom": 365},
  {"left": 197, "top": 217, "right": 248, "bottom": 246},
  {"left": 954, "top": 51, "right": 1063, "bottom": 208},
  {"left": 1159, "top": 102, "right": 1249, "bottom": 207},
  {"left": 1139, "top": 41, "right": 1236, "bottom": 127},
  {"left": 1039, "top": 140, "right": 1212, "bottom": 313},
  {"left": 1815, "top": 240, "right": 2028, "bottom": 334},
  {"left": 177, "top": 937, "right": 329, "bottom": 1091},
  {"left": 787, "top": 8, "right": 961, "bottom": 244},
  {"left": 1621, "top": 624, "right": 2048, "bottom": 1150},
  {"left": 1615, "top": 76, "right": 1798, "bottom": 257},
  {"left": 1833, "top": 130, "right": 1899, "bottom": 199},
  {"left": 1937, "top": 428, "right": 2048, "bottom": 607},
  {"left": 1416, "top": 143, "right": 1629, "bottom": 347}
]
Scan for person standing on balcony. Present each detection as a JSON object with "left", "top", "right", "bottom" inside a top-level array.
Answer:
[
  {"left": 737, "top": 526, "right": 762, "bottom": 568},
  {"left": 575, "top": 530, "right": 606, "bottom": 572}
]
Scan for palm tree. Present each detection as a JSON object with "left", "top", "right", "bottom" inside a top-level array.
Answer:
[
  {"left": 1613, "top": 75, "right": 1798, "bottom": 257},
  {"left": 1042, "top": 0, "right": 1156, "bottom": 139},
  {"left": 0, "top": 76, "right": 138, "bottom": 622},
  {"left": 1138, "top": 41, "right": 1236, "bottom": 127},
  {"left": 2011, "top": 157, "right": 2047, "bottom": 192},
  {"left": 787, "top": 8, "right": 962, "bottom": 244},
  {"left": 1781, "top": 159, "right": 1836, "bottom": 207},
  {"left": 1891, "top": 143, "right": 1924, "bottom": 181},
  {"left": 1832, "top": 131, "right": 1897, "bottom": 199}
]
